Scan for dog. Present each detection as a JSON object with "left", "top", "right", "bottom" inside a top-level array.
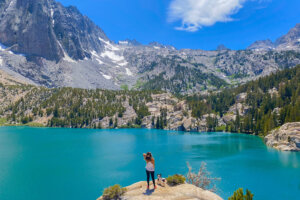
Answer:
[{"left": 157, "top": 174, "right": 166, "bottom": 187}]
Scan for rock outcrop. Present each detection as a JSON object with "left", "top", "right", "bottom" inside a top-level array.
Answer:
[
  {"left": 265, "top": 122, "right": 300, "bottom": 151},
  {"left": 97, "top": 181, "right": 223, "bottom": 200}
]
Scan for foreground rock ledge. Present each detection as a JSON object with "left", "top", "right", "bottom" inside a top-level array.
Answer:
[
  {"left": 265, "top": 122, "right": 300, "bottom": 151},
  {"left": 98, "top": 181, "right": 223, "bottom": 200}
]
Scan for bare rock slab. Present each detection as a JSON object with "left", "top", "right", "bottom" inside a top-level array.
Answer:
[
  {"left": 98, "top": 181, "right": 223, "bottom": 200},
  {"left": 265, "top": 122, "right": 300, "bottom": 151}
]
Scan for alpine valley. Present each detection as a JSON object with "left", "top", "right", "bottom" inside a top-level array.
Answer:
[
  {"left": 0, "top": 0, "right": 300, "bottom": 139},
  {"left": 0, "top": 0, "right": 300, "bottom": 93}
]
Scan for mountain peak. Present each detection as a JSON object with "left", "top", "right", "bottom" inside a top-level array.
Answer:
[
  {"left": 275, "top": 23, "right": 300, "bottom": 50},
  {"left": 247, "top": 39, "right": 275, "bottom": 51},
  {"left": 118, "top": 39, "right": 141, "bottom": 46},
  {"left": 0, "top": 0, "right": 109, "bottom": 61},
  {"left": 247, "top": 24, "right": 300, "bottom": 51},
  {"left": 217, "top": 44, "right": 230, "bottom": 51},
  {"left": 148, "top": 42, "right": 176, "bottom": 50}
]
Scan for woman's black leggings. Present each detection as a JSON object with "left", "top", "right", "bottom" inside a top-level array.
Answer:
[{"left": 146, "top": 170, "right": 155, "bottom": 186}]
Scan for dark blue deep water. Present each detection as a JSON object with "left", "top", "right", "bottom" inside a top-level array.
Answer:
[{"left": 0, "top": 127, "right": 299, "bottom": 200}]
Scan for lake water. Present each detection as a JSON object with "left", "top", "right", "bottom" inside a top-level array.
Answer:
[{"left": 0, "top": 127, "right": 299, "bottom": 200}]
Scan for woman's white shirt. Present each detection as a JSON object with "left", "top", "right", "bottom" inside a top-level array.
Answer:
[{"left": 146, "top": 161, "right": 155, "bottom": 171}]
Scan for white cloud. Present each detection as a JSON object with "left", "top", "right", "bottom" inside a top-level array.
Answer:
[{"left": 168, "top": 0, "right": 246, "bottom": 32}]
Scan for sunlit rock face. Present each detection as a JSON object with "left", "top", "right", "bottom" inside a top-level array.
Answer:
[
  {"left": 97, "top": 181, "right": 223, "bottom": 200},
  {"left": 265, "top": 122, "right": 300, "bottom": 151},
  {"left": 0, "top": 0, "right": 108, "bottom": 61}
]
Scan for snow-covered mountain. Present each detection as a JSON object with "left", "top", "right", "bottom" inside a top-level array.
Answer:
[{"left": 0, "top": 0, "right": 300, "bottom": 93}]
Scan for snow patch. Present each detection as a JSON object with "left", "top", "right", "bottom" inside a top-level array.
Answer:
[
  {"left": 101, "top": 50, "right": 125, "bottom": 63},
  {"left": 96, "top": 58, "right": 103, "bottom": 65},
  {"left": 50, "top": 9, "right": 54, "bottom": 25},
  {"left": 125, "top": 68, "right": 133, "bottom": 76},
  {"left": 118, "top": 61, "right": 128, "bottom": 66},
  {"left": 0, "top": 43, "right": 7, "bottom": 51},
  {"left": 6, "top": 0, "right": 17, "bottom": 12},
  {"left": 90, "top": 51, "right": 105, "bottom": 65},
  {"left": 297, "top": 38, "right": 300, "bottom": 42},
  {"left": 97, "top": 37, "right": 129, "bottom": 66},
  {"left": 98, "top": 37, "right": 119, "bottom": 51},
  {"left": 0, "top": 57, "right": 3, "bottom": 66},
  {"left": 153, "top": 46, "right": 160, "bottom": 49},
  {"left": 100, "top": 72, "right": 112, "bottom": 80},
  {"left": 63, "top": 55, "right": 77, "bottom": 63},
  {"left": 57, "top": 41, "right": 77, "bottom": 63},
  {"left": 50, "top": 9, "right": 55, "bottom": 26},
  {"left": 119, "top": 41, "right": 128, "bottom": 45},
  {"left": 91, "top": 50, "right": 100, "bottom": 58},
  {"left": 50, "top": 9, "right": 54, "bottom": 18}
]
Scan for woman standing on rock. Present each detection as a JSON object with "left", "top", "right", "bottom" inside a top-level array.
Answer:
[{"left": 143, "top": 152, "right": 156, "bottom": 190}]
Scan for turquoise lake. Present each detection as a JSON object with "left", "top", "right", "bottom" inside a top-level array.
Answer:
[{"left": 0, "top": 127, "right": 299, "bottom": 200}]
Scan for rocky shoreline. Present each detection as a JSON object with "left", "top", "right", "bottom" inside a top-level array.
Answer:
[
  {"left": 97, "top": 181, "right": 223, "bottom": 200},
  {"left": 265, "top": 122, "right": 300, "bottom": 151}
]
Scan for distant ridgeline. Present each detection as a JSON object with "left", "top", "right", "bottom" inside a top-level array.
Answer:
[{"left": 0, "top": 65, "right": 299, "bottom": 135}]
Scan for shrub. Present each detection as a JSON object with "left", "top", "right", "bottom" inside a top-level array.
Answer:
[
  {"left": 102, "top": 184, "right": 127, "bottom": 200},
  {"left": 166, "top": 174, "right": 186, "bottom": 186},
  {"left": 186, "top": 162, "right": 220, "bottom": 192},
  {"left": 26, "top": 122, "right": 45, "bottom": 127},
  {"left": 228, "top": 188, "right": 254, "bottom": 200},
  {"left": 0, "top": 118, "right": 7, "bottom": 125}
]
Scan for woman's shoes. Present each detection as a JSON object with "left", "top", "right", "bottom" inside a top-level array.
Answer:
[{"left": 146, "top": 185, "right": 156, "bottom": 190}]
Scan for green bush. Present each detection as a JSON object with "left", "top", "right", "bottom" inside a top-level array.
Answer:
[
  {"left": 26, "top": 122, "right": 45, "bottom": 127},
  {"left": 0, "top": 118, "right": 7, "bottom": 125},
  {"left": 228, "top": 188, "right": 254, "bottom": 200},
  {"left": 166, "top": 174, "right": 186, "bottom": 186},
  {"left": 102, "top": 184, "right": 127, "bottom": 200}
]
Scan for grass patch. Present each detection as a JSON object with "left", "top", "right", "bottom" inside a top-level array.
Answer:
[
  {"left": 25, "top": 122, "right": 45, "bottom": 127},
  {"left": 120, "top": 84, "right": 129, "bottom": 91},
  {"left": 215, "top": 125, "right": 226, "bottom": 132},
  {"left": 133, "top": 79, "right": 144, "bottom": 89},
  {"left": 0, "top": 118, "right": 7, "bottom": 125}
]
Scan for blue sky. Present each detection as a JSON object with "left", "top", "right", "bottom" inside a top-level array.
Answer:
[{"left": 59, "top": 0, "right": 300, "bottom": 50}]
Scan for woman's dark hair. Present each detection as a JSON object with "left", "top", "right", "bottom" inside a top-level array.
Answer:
[{"left": 146, "top": 152, "right": 152, "bottom": 161}]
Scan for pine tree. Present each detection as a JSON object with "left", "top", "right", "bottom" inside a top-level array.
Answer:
[{"left": 228, "top": 188, "right": 253, "bottom": 200}]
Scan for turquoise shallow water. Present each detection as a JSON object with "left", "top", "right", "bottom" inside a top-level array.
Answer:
[{"left": 0, "top": 127, "right": 299, "bottom": 200}]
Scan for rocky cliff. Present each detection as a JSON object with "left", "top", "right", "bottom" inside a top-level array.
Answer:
[
  {"left": 0, "top": 0, "right": 108, "bottom": 61},
  {"left": 97, "top": 181, "right": 223, "bottom": 200},
  {"left": 265, "top": 122, "right": 300, "bottom": 151}
]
